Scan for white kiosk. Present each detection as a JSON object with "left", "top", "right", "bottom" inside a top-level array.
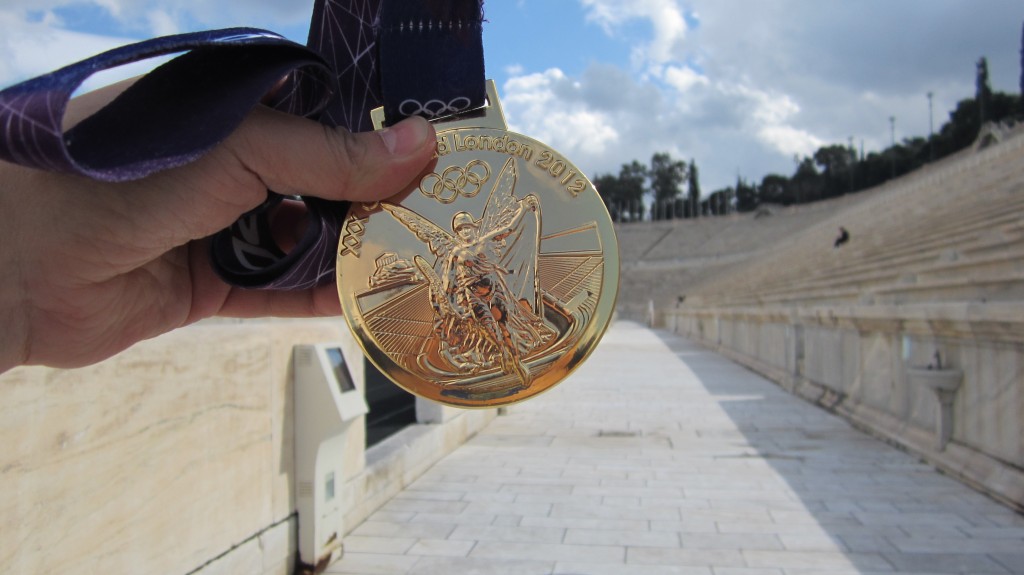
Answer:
[{"left": 293, "top": 339, "right": 369, "bottom": 573}]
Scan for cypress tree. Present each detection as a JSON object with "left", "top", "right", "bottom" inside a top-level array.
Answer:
[
  {"left": 976, "top": 57, "right": 993, "bottom": 125},
  {"left": 687, "top": 160, "right": 701, "bottom": 218},
  {"left": 1019, "top": 22, "right": 1024, "bottom": 114}
]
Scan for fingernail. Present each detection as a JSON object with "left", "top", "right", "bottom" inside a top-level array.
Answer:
[{"left": 378, "top": 116, "right": 431, "bottom": 156}]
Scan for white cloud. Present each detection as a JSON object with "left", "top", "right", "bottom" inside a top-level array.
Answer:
[
  {"left": 580, "top": 0, "right": 690, "bottom": 66},
  {"left": 3, "top": 0, "right": 1018, "bottom": 195},
  {"left": 1, "top": 1, "right": 312, "bottom": 46},
  {"left": 146, "top": 10, "right": 180, "bottom": 37},
  {"left": 501, "top": 0, "right": 840, "bottom": 191},
  {"left": 757, "top": 125, "right": 824, "bottom": 160},
  {"left": 663, "top": 65, "right": 708, "bottom": 93},
  {"left": 508, "top": 0, "right": 1022, "bottom": 192},
  {"left": 567, "top": 0, "right": 831, "bottom": 187},
  {"left": 0, "top": 1, "right": 315, "bottom": 90},
  {"left": 92, "top": 0, "right": 122, "bottom": 19},
  {"left": 725, "top": 83, "right": 824, "bottom": 157},
  {"left": 92, "top": 0, "right": 309, "bottom": 25},
  {"left": 0, "top": 10, "right": 140, "bottom": 89},
  {"left": 503, "top": 68, "right": 619, "bottom": 158}
]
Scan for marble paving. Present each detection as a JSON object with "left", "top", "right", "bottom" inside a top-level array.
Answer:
[{"left": 329, "top": 321, "right": 1024, "bottom": 575}]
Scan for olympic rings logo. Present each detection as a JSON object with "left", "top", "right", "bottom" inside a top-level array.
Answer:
[
  {"left": 419, "top": 160, "right": 492, "bottom": 204},
  {"left": 399, "top": 96, "right": 472, "bottom": 119}
]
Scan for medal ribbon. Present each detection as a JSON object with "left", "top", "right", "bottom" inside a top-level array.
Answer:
[
  {"left": 378, "top": 0, "right": 486, "bottom": 125},
  {"left": 0, "top": 0, "right": 485, "bottom": 290},
  {"left": 0, "top": 29, "right": 331, "bottom": 181}
]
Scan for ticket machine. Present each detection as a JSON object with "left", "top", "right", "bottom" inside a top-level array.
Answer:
[{"left": 293, "top": 340, "right": 369, "bottom": 572}]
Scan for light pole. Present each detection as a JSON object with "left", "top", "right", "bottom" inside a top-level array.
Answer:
[{"left": 848, "top": 136, "right": 855, "bottom": 192}]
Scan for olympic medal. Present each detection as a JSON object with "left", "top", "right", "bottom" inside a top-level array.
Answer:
[{"left": 337, "top": 85, "right": 618, "bottom": 408}]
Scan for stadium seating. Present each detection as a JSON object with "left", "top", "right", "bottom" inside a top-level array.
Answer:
[
  {"left": 616, "top": 122, "right": 1024, "bottom": 511},
  {"left": 616, "top": 122, "right": 1024, "bottom": 314}
]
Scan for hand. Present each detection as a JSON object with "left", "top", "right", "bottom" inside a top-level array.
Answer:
[{"left": 0, "top": 90, "right": 436, "bottom": 373}]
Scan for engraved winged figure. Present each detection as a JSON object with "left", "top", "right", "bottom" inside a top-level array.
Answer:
[{"left": 381, "top": 157, "right": 556, "bottom": 387}]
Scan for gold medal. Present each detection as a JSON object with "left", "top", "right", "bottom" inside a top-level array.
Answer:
[{"left": 337, "top": 81, "right": 618, "bottom": 408}]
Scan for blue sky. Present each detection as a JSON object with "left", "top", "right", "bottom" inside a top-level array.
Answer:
[{"left": 1, "top": 1, "right": 1022, "bottom": 193}]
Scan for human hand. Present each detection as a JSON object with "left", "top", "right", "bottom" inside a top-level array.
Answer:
[{"left": 0, "top": 91, "right": 436, "bottom": 373}]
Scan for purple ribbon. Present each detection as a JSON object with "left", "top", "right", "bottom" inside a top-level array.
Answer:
[
  {"left": 0, "top": 0, "right": 483, "bottom": 291},
  {"left": 211, "top": 0, "right": 388, "bottom": 289},
  {"left": 0, "top": 28, "right": 332, "bottom": 181}
]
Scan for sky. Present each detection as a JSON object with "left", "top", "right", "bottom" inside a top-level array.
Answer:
[{"left": 1, "top": 0, "right": 1022, "bottom": 193}]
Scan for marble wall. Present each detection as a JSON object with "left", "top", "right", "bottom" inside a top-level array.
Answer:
[
  {"left": 669, "top": 303, "right": 1024, "bottom": 511},
  {"left": 0, "top": 319, "right": 344, "bottom": 574},
  {"left": 0, "top": 318, "right": 494, "bottom": 574}
]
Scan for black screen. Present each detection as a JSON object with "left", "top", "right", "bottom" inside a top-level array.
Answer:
[{"left": 325, "top": 348, "right": 356, "bottom": 393}]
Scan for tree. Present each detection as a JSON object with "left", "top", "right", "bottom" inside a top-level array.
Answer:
[
  {"left": 790, "top": 157, "right": 821, "bottom": 204},
  {"left": 594, "top": 160, "right": 647, "bottom": 222},
  {"left": 941, "top": 97, "right": 982, "bottom": 152},
  {"left": 813, "top": 144, "right": 856, "bottom": 198},
  {"left": 977, "top": 57, "right": 993, "bottom": 125},
  {"left": 619, "top": 160, "right": 648, "bottom": 221},
  {"left": 706, "top": 188, "right": 730, "bottom": 215},
  {"left": 593, "top": 173, "right": 624, "bottom": 221},
  {"left": 687, "top": 159, "right": 701, "bottom": 218},
  {"left": 617, "top": 160, "right": 647, "bottom": 193},
  {"left": 649, "top": 153, "right": 687, "bottom": 219},
  {"left": 735, "top": 177, "right": 759, "bottom": 212},
  {"left": 759, "top": 174, "right": 790, "bottom": 205}
]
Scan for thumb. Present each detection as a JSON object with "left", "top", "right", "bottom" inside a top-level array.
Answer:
[
  {"left": 122, "top": 108, "right": 437, "bottom": 245},
  {"left": 224, "top": 108, "right": 437, "bottom": 203}
]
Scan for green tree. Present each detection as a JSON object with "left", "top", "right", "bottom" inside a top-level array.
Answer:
[
  {"left": 594, "top": 161, "right": 648, "bottom": 222},
  {"left": 687, "top": 159, "right": 701, "bottom": 218},
  {"left": 619, "top": 160, "right": 648, "bottom": 221},
  {"left": 593, "top": 173, "right": 625, "bottom": 221},
  {"left": 1020, "top": 22, "right": 1024, "bottom": 114},
  {"left": 706, "top": 188, "right": 730, "bottom": 215},
  {"left": 790, "top": 157, "right": 821, "bottom": 204},
  {"left": 649, "top": 153, "right": 687, "bottom": 219},
  {"left": 759, "top": 173, "right": 790, "bottom": 205},
  {"left": 977, "top": 57, "right": 993, "bottom": 125},
  {"left": 813, "top": 144, "right": 856, "bottom": 198},
  {"left": 735, "top": 177, "right": 759, "bottom": 212}
]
